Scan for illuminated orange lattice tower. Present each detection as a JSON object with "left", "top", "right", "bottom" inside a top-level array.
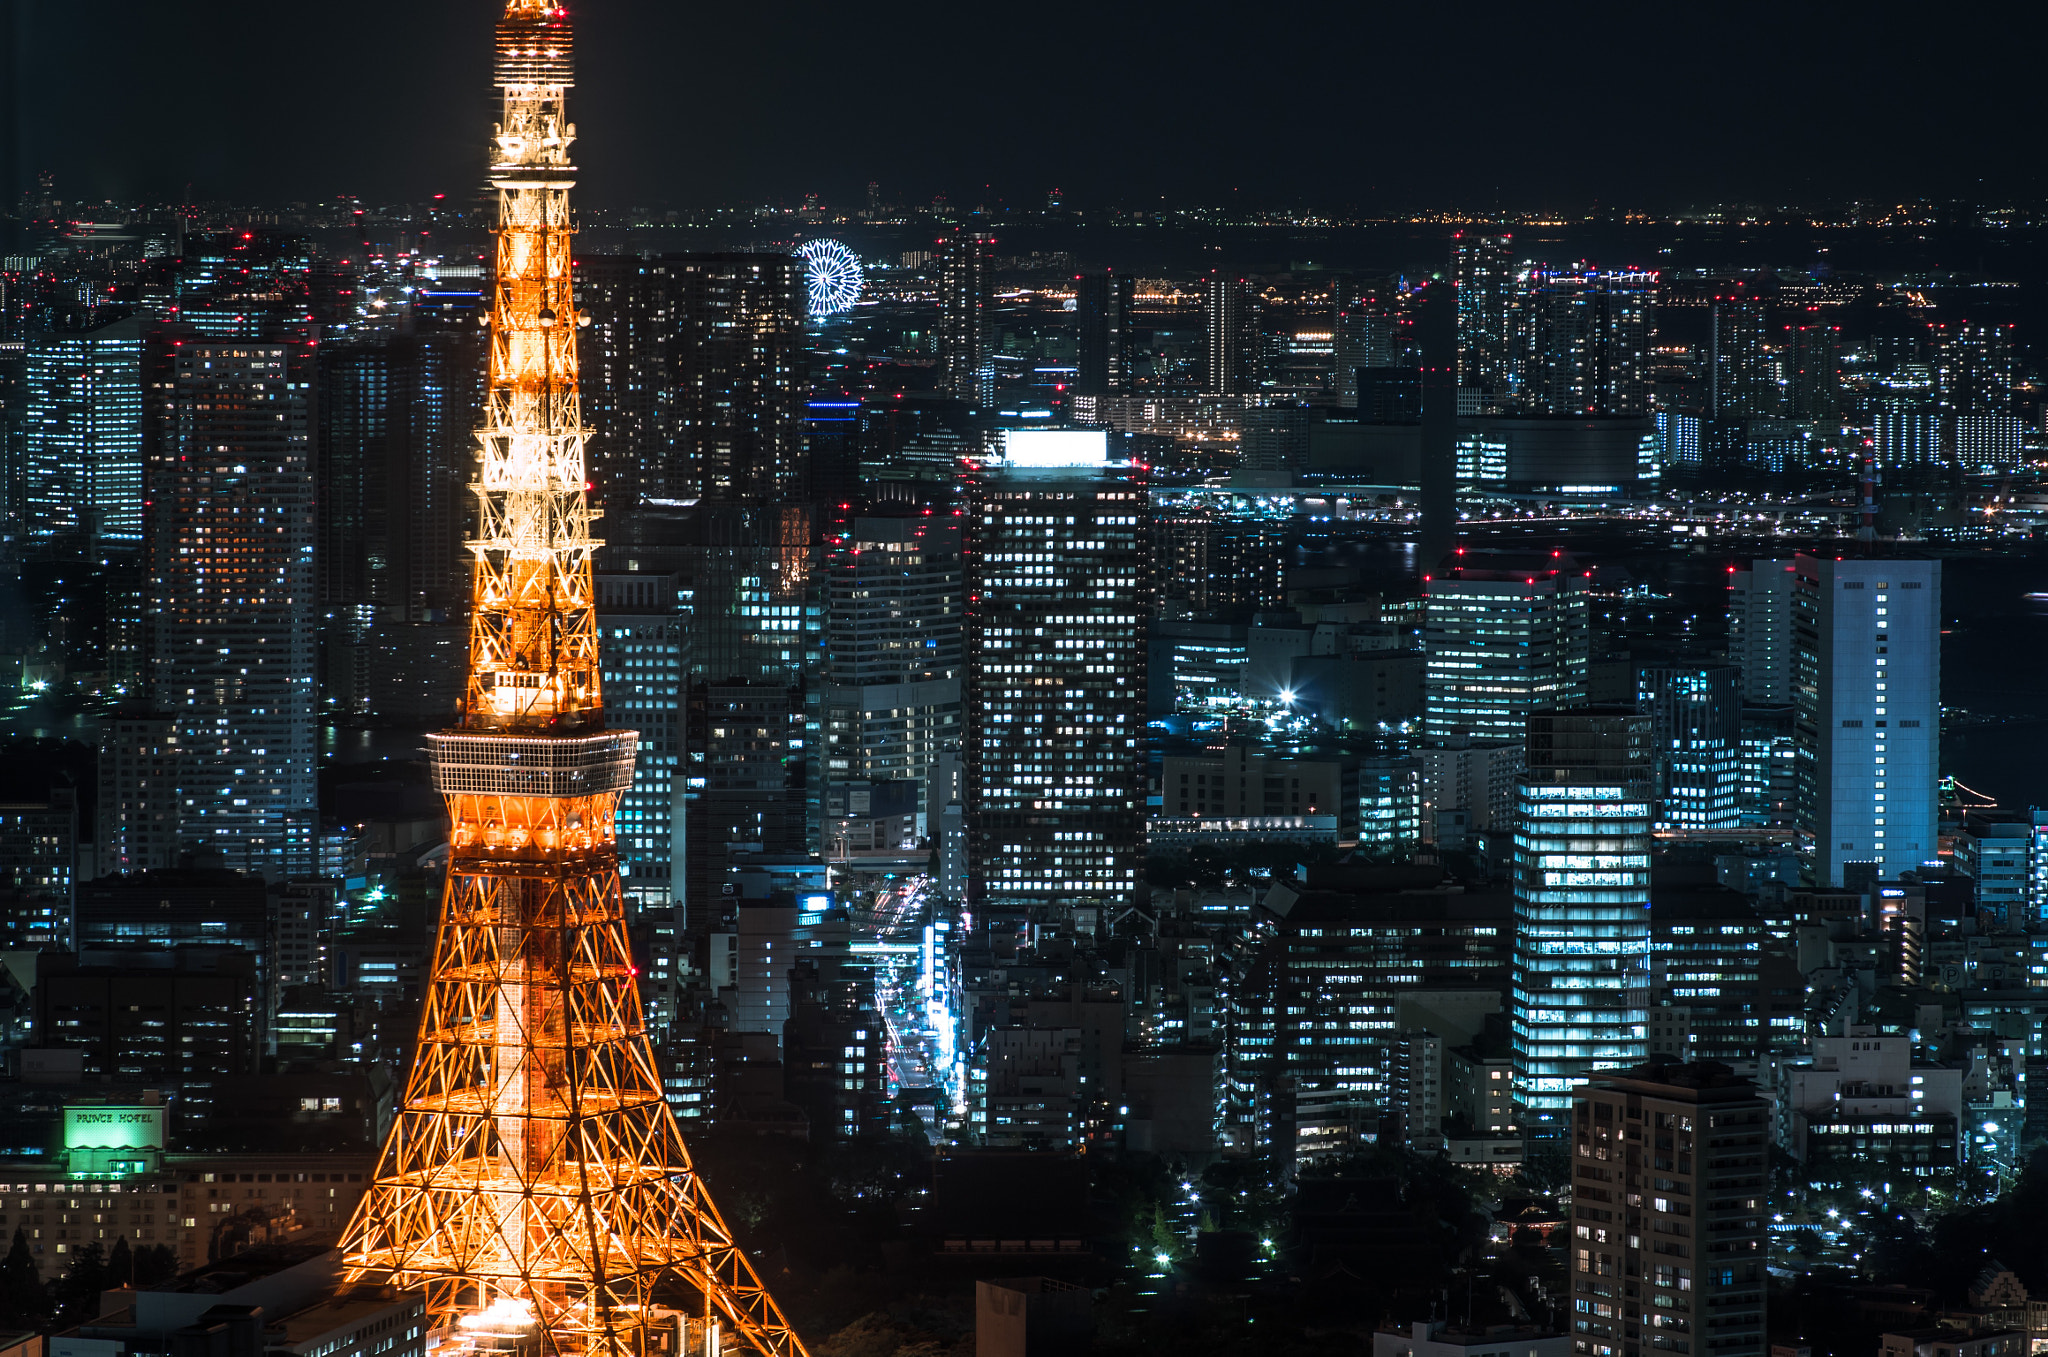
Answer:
[{"left": 340, "top": 8, "right": 808, "bottom": 1357}]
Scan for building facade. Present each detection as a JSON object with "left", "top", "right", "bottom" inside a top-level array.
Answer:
[
  {"left": 965, "top": 431, "right": 1149, "bottom": 927},
  {"left": 147, "top": 342, "right": 318, "bottom": 879},
  {"left": 1793, "top": 554, "right": 1940, "bottom": 887},
  {"left": 1567, "top": 1062, "right": 1769, "bottom": 1357}
]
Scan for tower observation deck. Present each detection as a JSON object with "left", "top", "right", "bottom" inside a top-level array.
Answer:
[{"left": 339, "top": 7, "right": 809, "bottom": 1357}]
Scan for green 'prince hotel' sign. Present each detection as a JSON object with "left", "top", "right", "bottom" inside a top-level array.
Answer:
[{"left": 63, "top": 1105, "right": 166, "bottom": 1153}]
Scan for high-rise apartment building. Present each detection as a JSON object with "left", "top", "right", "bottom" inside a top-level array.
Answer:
[
  {"left": 938, "top": 233, "right": 994, "bottom": 405},
  {"left": 1203, "top": 274, "right": 1256, "bottom": 396},
  {"left": 965, "top": 430, "right": 1149, "bottom": 927},
  {"left": 1075, "top": 270, "right": 1134, "bottom": 396},
  {"left": 147, "top": 341, "right": 318, "bottom": 878},
  {"left": 1512, "top": 709, "right": 1652, "bottom": 1123},
  {"left": 1783, "top": 315, "right": 1841, "bottom": 422},
  {"left": 577, "top": 252, "right": 806, "bottom": 536},
  {"left": 20, "top": 317, "right": 144, "bottom": 545},
  {"left": 313, "top": 325, "right": 477, "bottom": 720},
  {"left": 1424, "top": 556, "right": 1589, "bottom": 744},
  {"left": 1636, "top": 663, "right": 1743, "bottom": 832},
  {"left": 1728, "top": 559, "right": 1796, "bottom": 705},
  {"left": 1793, "top": 554, "right": 1940, "bottom": 888},
  {"left": 1513, "top": 269, "right": 1653, "bottom": 416},
  {"left": 1566, "top": 1062, "right": 1769, "bottom": 1357},
  {"left": 1933, "top": 320, "right": 2016, "bottom": 415},
  {"left": 1452, "top": 231, "right": 1513, "bottom": 401},
  {"left": 1710, "top": 288, "right": 1776, "bottom": 419}
]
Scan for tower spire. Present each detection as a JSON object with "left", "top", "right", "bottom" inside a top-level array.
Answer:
[{"left": 339, "top": 9, "right": 810, "bottom": 1357}]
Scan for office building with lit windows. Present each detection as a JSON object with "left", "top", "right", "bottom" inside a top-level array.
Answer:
[
  {"left": 965, "top": 430, "right": 1149, "bottom": 928},
  {"left": 21, "top": 317, "right": 144, "bottom": 544},
  {"left": 1794, "top": 554, "right": 1940, "bottom": 888},
  {"left": 148, "top": 342, "right": 318, "bottom": 879},
  {"left": 1728, "top": 560, "right": 1796, "bottom": 704},
  {"left": 1512, "top": 709, "right": 1652, "bottom": 1124},
  {"left": 1636, "top": 663, "right": 1743, "bottom": 832},
  {"left": 597, "top": 572, "right": 685, "bottom": 910},
  {"left": 1424, "top": 555, "right": 1589, "bottom": 744}
]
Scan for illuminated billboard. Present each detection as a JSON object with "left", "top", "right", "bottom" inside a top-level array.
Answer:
[
  {"left": 999, "top": 429, "right": 1108, "bottom": 468},
  {"left": 64, "top": 1104, "right": 166, "bottom": 1152}
]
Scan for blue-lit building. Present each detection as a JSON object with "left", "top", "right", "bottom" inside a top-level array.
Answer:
[
  {"left": 1793, "top": 554, "right": 1940, "bottom": 888},
  {"left": 1636, "top": 663, "right": 1743, "bottom": 831},
  {"left": 1358, "top": 754, "right": 1422, "bottom": 852},
  {"left": 1511, "top": 709, "right": 1652, "bottom": 1124},
  {"left": 21, "top": 317, "right": 144, "bottom": 545},
  {"left": 597, "top": 572, "right": 684, "bottom": 912},
  {"left": 1423, "top": 554, "right": 1588, "bottom": 745}
]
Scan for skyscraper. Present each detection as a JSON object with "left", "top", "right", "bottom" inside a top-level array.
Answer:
[
  {"left": 577, "top": 252, "right": 806, "bottom": 536},
  {"left": 821, "top": 514, "right": 963, "bottom": 831},
  {"left": 20, "top": 316, "right": 144, "bottom": 545},
  {"left": 1074, "top": 270, "right": 1134, "bottom": 396},
  {"left": 1710, "top": 287, "right": 1775, "bottom": 419},
  {"left": 938, "top": 231, "right": 993, "bottom": 405},
  {"left": 1512, "top": 708, "right": 1652, "bottom": 1124},
  {"left": 1452, "top": 231, "right": 1513, "bottom": 401},
  {"left": 148, "top": 340, "right": 318, "bottom": 878},
  {"left": 1782, "top": 314, "right": 1841, "bottom": 422},
  {"left": 1728, "top": 559, "right": 1796, "bottom": 705},
  {"left": 1636, "top": 663, "right": 1743, "bottom": 832},
  {"left": 597, "top": 571, "right": 685, "bottom": 910},
  {"left": 1424, "top": 555, "right": 1589, "bottom": 744},
  {"left": 1203, "top": 274, "right": 1256, "bottom": 396},
  {"left": 966, "top": 430, "right": 1149, "bottom": 928},
  {"left": 1513, "top": 269, "right": 1653, "bottom": 416},
  {"left": 1793, "top": 554, "right": 1940, "bottom": 888},
  {"left": 1933, "top": 319, "right": 2016, "bottom": 416}
]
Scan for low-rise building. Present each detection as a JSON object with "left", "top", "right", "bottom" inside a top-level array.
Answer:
[{"left": 1781, "top": 1028, "right": 1963, "bottom": 1179}]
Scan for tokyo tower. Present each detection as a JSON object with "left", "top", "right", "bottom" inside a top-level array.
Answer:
[{"left": 338, "top": 7, "right": 809, "bottom": 1357}]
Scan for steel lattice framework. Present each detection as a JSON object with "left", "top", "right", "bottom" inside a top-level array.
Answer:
[{"left": 339, "top": 9, "right": 809, "bottom": 1357}]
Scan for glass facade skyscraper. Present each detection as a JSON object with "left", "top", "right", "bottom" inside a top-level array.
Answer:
[
  {"left": 1424, "top": 559, "right": 1589, "bottom": 744},
  {"left": 1512, "top": 710, "right": 1652, "bottom": 1124},
  {"left": 21, "top": 317, "right": 144, "bottom": 545},
  {"left": 1636, "top": 663, "right": 1743, "bottom": 832}
]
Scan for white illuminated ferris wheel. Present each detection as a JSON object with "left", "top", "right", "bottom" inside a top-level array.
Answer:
[{"left": 797, "top": 238, "right": 863, "bottom": 317}]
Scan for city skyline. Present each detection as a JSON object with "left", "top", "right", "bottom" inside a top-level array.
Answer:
[{"left": 11, "top": 4, "right": 2048, "bottom": 1357}]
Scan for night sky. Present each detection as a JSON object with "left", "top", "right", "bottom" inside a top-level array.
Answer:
[{"left": 11, "top": 0, "right": 2046, "bottom": 212}]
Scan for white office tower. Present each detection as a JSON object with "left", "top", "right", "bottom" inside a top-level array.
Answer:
[
  {"left": 1794, "top": 554, "right": 1940, "bottom": 888},
  {"left": 1728, "top": 559, "right": 1796, "bottom": 705}
]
